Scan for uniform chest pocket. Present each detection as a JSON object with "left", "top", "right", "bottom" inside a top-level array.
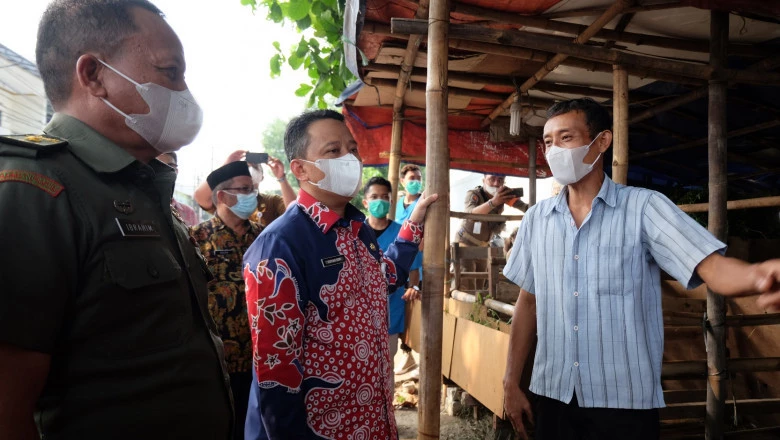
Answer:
[
  {"left": 95, "top": 242, "right": 188, "bottom": 358},
  {"left": 586, "top": 245, "right": 642, "bottom": 296}
]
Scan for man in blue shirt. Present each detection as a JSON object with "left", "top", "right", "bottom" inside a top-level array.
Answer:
[
  {"left": 363, "top": 176, "right": 422, "bottom": 371},
  {"left": 503, "top": 98, "right": 780, "bottom": 440},
  {"left": 395, "top": 164, "right": 423, "bottom": 221},
  {"left": 242, "top": 110, "right": 437, "bottom": 439}
]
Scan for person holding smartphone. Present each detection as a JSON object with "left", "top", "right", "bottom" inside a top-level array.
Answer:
[
  {"left": 457, "top": 174, "right": 529, "bottom": 290},
  {"left": 194, "top": 149, "right": 296, "bottom": 227}
]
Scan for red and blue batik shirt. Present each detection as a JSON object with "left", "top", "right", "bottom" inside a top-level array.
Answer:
[{"left": 243, "top": 190, "right": 423, "bottom": 440}]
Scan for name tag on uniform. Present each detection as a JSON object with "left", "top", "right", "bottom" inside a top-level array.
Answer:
[
  {"left": 473, "top": 221, "right": 482, "bottom": 235},
  {"left": 115, "top": 218, "right": 160, "bottom": 237},
  {"left": 321, "top": 255, "right": 346, "bottom": 268},
  {"left": 214, "top": 249, "right": 234, "bottom": 256}
]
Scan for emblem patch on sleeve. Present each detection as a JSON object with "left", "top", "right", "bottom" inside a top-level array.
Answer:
[{"left": 0, "top": 170, "right": 64, "bottom": 197}]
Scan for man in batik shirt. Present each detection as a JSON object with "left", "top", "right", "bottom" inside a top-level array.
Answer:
[
  {"left": 192, "top": 160, "right": 261, "bottom": 440},
  {"left": 243, "top": 110, "right": 437, "bottom": 440}
]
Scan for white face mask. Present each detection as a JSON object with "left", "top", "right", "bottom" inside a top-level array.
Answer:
[
  {"left": 483, "top": 185, "right": 498, "bottom": 196},
  {"left": 302, "top": 153, "right": 363, "bottom": 198},
  {"left": 545, "top": 132, "right": 604, "bottom": 186},
  {"left": 98, "top": 59, "right": 203, "bottom": 153}
]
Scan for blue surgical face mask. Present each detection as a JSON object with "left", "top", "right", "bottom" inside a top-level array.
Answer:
[
  {"left": 368, "top": 199, "right": 390, "bottom": 218},
  {"left": 225, "top": 191, "right": 258, "bottom": 219},
  {"left": 405, "top": 180, "right": 422, "bottom": 196}
]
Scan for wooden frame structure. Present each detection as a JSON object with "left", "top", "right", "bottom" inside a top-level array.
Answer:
[{"left": 339, "top": 1, "right": 780, "bottom": 438}]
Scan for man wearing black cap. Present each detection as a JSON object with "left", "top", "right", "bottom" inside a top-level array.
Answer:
[{"left": 191, "top": 160, "right": 261, "bottom": 440}]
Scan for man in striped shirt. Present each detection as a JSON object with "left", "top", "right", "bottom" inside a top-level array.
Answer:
[{"left": 503, "top": 98, "right": 780, "bottom": 440}]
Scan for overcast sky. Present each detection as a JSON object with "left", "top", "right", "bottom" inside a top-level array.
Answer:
[{"left": 0, "top": 0, "right": 311, "bottom": 195}]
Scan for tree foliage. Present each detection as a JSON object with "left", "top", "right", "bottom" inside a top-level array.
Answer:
[
  {"left": 261, "top": 117, "right": 300, "bottom": 192},
  {"left": 241, "top": 0, "right": 356, "bottom": 109}
]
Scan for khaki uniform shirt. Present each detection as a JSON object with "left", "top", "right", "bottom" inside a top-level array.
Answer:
[
  {"left": 191, "top": 216, "right": 261, "bottom": 374},
  {"left": 458, "top": 186, "right": 528, "bottom": 246},
  {"left": 0, "top": 114, "right": 232, "bottom": 439},
  {"left": 250, "top": 192, "right": 286, "bottom": 227}
]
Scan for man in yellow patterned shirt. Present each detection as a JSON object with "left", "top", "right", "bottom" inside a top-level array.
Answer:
[{"left": 191, "top": 161, "right": 261, "bottom": 440}]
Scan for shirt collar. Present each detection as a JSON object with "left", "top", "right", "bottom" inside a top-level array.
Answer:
[
  {"left": 297, "top": 189, "right": 365, "bottom": 235},
  {"left": 543, "top": 173, "right": 617, "bottom": 217},
  {"left": 44, "top": 113, "right": 137, "bottom": 174}
]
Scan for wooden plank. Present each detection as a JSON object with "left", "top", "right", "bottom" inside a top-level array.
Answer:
[
  {"left": 449, "top": 316, "right": 511, "bottom": 416},
  {"left": 661, "top": 398, "right": 780, "bottom": 420},
  {"left": 404, "top": 297, "right": 422, "bottom": 353},
  {"left": 442, "top": 312, "right": 457, "bottom": 378},
  {"left": 453, "top": 246, "right": 490, "bottom": 260},
  {"left": 450, "top": 211, "right": 524, "bottom": 222},
  {"left": 664, "top": 389, "right": 708, "bottom": 404},
  {"left": 663, "top": 296, "right": 707, "bottom": 314}
]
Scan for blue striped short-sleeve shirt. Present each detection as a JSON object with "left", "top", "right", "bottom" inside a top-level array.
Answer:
[{"left": 503, "top": 175, "right": 725, "bottom": 409}]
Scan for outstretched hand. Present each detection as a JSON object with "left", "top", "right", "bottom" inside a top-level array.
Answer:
[
  {"left": 224, "top": 149, "right": 247, "bottom": 164},
  {"left": 754, "top": 260, "right": 780, "bottom": 311},
  {"left": 407, "top": 191, "right": 439, "bottom": 224},
  {"left": 266, "top": 156, "right": 286, "bottom": 179}
]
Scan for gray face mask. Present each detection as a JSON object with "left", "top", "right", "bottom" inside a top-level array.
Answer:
[
  {"left": 98, "top": 59, "right": 203, "bottom": 153},
  {"left": 545, "top": 131, "right": 604, "bottom": 186}
]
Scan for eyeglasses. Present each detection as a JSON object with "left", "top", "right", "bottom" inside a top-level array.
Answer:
[{"left": 221, "top": 186, "right": 256, "bottom": 195}]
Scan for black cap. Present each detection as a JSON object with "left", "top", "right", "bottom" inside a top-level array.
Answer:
[{"left": 206, "top": 161, "right": 251, "bottom": 189}]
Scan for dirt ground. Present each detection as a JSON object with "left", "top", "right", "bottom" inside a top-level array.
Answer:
[{"left": 392, "top": 348, "right": 500, "bottom": 440}]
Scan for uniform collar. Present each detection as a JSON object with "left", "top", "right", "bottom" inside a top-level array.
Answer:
[
  {"left": 543, "top": 173, "right": 617, "bottom": 217},
  {"left": 44, "top": 113, "right": 137, "bottom": 174},
  {"left": 297, "top": 189, "right": 365, "bottom": 235}
]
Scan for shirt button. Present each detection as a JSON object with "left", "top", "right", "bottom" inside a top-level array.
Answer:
[
  {"left": 570, "top": 220, "right": 575, "bottom": 226},
  {"left": 573, "top": 291, "right": 579, "bottom": 297},
  {"left": 574, "top": 362, "right": 579, "bottom": 367},
  {"left": 574, "top": 325, "right": 579, "bottom": 331},
  {"left": 574, "top": 255, "right": 579, "bottom": 260},
  {"left": 147, "top": 264, "right": 159, "bottom": 278}
]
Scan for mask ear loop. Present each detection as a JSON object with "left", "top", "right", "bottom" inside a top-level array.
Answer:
[
  {"left": 96, "top": 59, "right": 143, "bottom": 119},
  {"left": 586, "top": 131, "right": 606, "bottom": 166}
]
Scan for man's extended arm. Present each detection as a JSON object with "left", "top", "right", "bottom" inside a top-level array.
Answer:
[{"left": 0, "top": 343, "right": 50, "bottom": 440}]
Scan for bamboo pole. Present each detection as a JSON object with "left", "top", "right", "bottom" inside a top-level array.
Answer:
[
  {"left": 450, "top": 211, "right": 524, "bottom": 222},
  {"left": 678, "top": 196, "right": 780, "bottom": 213},
  {"left": 478, "top": 0, "right": 632, "bottom": 127},
  {"left": 388, "top": 114, "right": 403, "bottom": 221},
  {"left": 528, "top": 136, "right": 537, "bottom": 206},
  {"left": 450, "top": 290, "right": 516, "bottom": 316},
  {"left": 541, "top": 1, "right": 682, "bottom": 19},
  {"left": 612, "top": 65, "right": 629, "bottom": 184},
  {"left": 705, "top": 11, "right": 728, "bottom": 440},
  {"left": 419, "top": 0, "right": 448, "bottom": 436},
  {"left": 390, "top": 20, "right": 780, "bottom": 86},
  {"left": 388, "top": 0, "right": 429, "bottom": 221}
]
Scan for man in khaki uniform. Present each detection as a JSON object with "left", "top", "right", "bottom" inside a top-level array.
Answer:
[
  {"left": 457, "top": 174, "right": 528, "bottom": 290},
  {"left": 0, "top": 1, "right": 232, "bottom": 438}
]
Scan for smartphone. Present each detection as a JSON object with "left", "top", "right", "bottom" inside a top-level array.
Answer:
[
  {"left": 245, "top": 152, "right": 269, "bottom": 164},
  {"left": 509, "top": 187, "right": 523, "bottom": 198}
]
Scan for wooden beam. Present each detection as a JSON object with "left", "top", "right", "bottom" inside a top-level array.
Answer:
[
  {"left": 604, "top": 12, "right": 635, "bottom": 50},
  {"left": 419, "top": 0, "right": 448, "bottom": 436},
  {"left": 450, "top": 211, "right": 524, "bottom": 222},
  {"left": 662, "top": 398, "right": 780, "bottom": 420},
  {"left": 452, "top": 2, "right": 770, "bottom": 57},
  {"left": 390, "top": 19, "right": 780, "bottom": 86},
  {"left": 367, "top": 77, "right": 556, "bottom": 106},
  {"left": 379, "top": 152, "right": 552, "bottom": 174},
  {"left": 630, "top": 119, "right": 780, "bottom": 160},
  {"left": 388, "top": 114, "right": 403, "bottom": 221},
  {"left": 678, "top": 196, "right": 780, "bottom": 213},
  {"left": 479, "top": 0, "right": 633, "bottom": 127},
  {"left": 541, "top": 1, "right": 683, "bottom": 19},
  {"left": 367, "top": 63, "right": 616, "bottom": 99}
]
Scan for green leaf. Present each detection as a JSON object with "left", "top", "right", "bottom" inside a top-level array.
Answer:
[
  {"left": 269, "top": 54, "right": 282, "bottom": 77},
  {"left": 287, "top": 0, "right": 311, "bottom": 21},
  {"left": 294, "top": 83, "right": 313, "bottom": 97},
  {"left": 295, "top": 38, "right": 309, "bottom": 58},
  {"left": 272, "top": 41, "right": 281, "bottom": 52},
  {"left": 308, "top": 38, "right": 320, "bottom": 50},
  {"left": 240, "top": 0, "right": 255, "bottom": 6},
  {"left": 296, "top": 14, "right": 312, "bottom": 30},
  {"left": 288, "top": 52, "right": 304, "bottom": 70},
  {"left": 268, "top": 2, "right": 283, "bottom": 22},
  {"left": 312, "top": 54, "right": 329, "bottom": 73}
]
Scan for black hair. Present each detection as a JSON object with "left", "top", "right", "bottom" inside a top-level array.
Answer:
[
  {"left": 400, "top": 163, "right": 420, "bottom": 179},
  {"left": 546, "top": 97, "right": 612, "bottom": 140},
  {"left": 363, "top": 176, "right": 392, "bottom": 196},
  {"left": 284, "top": 109, "right": 344, "bottom": 162},
  {"left": 36, "top": 0, "right": 163, "bottom": 107}
]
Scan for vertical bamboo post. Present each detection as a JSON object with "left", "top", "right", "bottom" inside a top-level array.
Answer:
[
  {"left": 528, "top": 136, "right": 537, "bottom": 206},
  {"left": 612, "top": 64, "right": 629, "bottom": 184},
  {"left": 705, "top": 10, "right": 728, "bottom": 440},
  {"left": 388, "top": 112, "right": 404, "bottom": 220},
  {"left": 420, "top": 0, "right": 449, "bottom": 437}
]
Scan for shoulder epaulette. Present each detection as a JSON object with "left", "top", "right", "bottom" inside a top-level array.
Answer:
[{"left": 0, "top": 134, "right": 68, "bottom": 159}]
